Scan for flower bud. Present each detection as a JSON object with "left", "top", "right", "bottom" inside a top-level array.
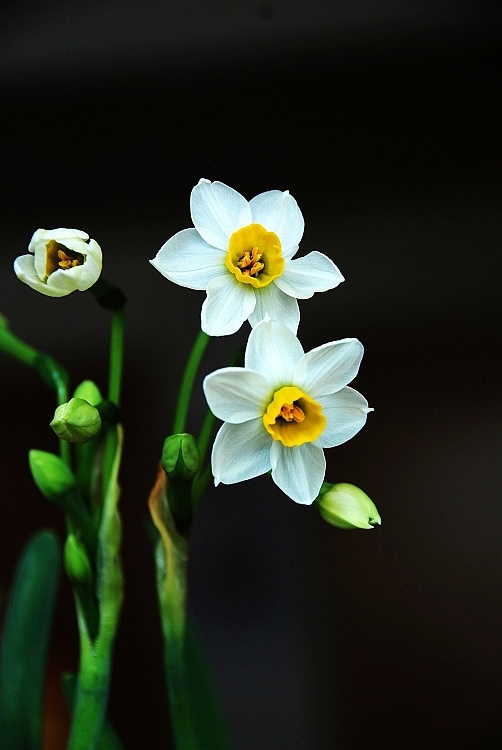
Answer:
[
  {"left": 64, "top": 534, "right": 93, "bottom": 584},
  {"left": 161, "top": 433, "right": 200, "bottom": 482},
  {"left": 29, "top": 449, "right": 77, "bottom": 500},
  {"left": 14, "top": 228, "right": 102, "bottom": 297},
  {"left": 50, "top": 398, "right": 102, "bottom": 444},
  {"left": 72, "top": 380, "right": 102, "bottom": 406},
  {"left": 317, "top": 483, "right": 381, "bottom": 530}
]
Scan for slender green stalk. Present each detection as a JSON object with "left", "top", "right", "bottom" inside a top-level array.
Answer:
[
  {"left": 196, "top": 408, "right": 217, "bottom": 467},
  {"left": 101, "top": 306, "right": 125, "bottom": 509},
  {"left": 158, "top": 544, "right": 198, "bottom": 750},
  {"left": 172, "top": 331, "right": 210, "bottom": 435},
  {"left": 149, "top": 470, "right": 198, "bottom": 749},
  {"left": 68, "top": 427, "right": 124, "bottom": 750},
  {"left": 191, "top": 463, "right": 213, "bottom": 512},
  {"left": 107, "top": 308, "right": 125, "bottom": 407},
  {"left": 0, "top": 318, "right": 70, "bottom": 464}
]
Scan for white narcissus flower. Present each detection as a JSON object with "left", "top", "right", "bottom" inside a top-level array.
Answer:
[
  {"left": 203, "top": 318, "right": 373, "bottom": 505},
  {"left": 150, "top": 179, "right": 344, "bottom": 336},
  {"left": 14, "top": 228, "right": 102, "bottom": 297}
]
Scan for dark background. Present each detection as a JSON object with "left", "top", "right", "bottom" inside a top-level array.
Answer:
[{"left": 1, "top": 2, "right": 501, "bottom": 748}]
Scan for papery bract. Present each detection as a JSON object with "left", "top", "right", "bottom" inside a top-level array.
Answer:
[
  {"left": 150, "top": 179, "right": 344, "bottom": 336},
  {"left": 203, "top": 318, "right": 372, "bottom": 504}
]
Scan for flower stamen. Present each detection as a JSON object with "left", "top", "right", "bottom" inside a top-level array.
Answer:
[
  {"left": 58, "top": 249, "right": 84, "bottom": 270},
  {"left": 263, "top": 385, "right": 326, "bottom": 447},
  {"left": 225, "top": 223, "right": 284, "bottom": 288},
  {"left": 280, "top": 403, "right": 305, "bottom": 422},
  {"left": 236, "top": 247, "right": 265, "bottom": 277},
  {"left": 45, "top": 240, "right": 85, "bottom": 278}
]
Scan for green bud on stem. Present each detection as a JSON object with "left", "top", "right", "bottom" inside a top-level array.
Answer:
[
  {"left": 29, "top": 450, "right": 77, "bottom": 499},
  {"left": 64, "top": 534, "right": 93, "bottom": 584},
  {"left": 72, "top": 380, "right": 102, "bottom": 407},
  {"left": 161, "top": 433, "right": 200, "bottom": 482},
  {"left": 161, "top": 433, "right": 200, "bottom": 537},
  {"left": 317, "top": 483, "right": 381, "bottom": 530},
  {"left": 50, "top": 398, "right": 102, "bottom": 444}
]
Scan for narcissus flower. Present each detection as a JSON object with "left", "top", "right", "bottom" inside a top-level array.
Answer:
[
  {"left": 14, "top": 228, "right": 102, "bottom": 297},
  {"left": 203, "top": 318, "right": 372, "bottom": 504},
  {"left": 150, "top": 179, "right": 344, "bottom": 336}
]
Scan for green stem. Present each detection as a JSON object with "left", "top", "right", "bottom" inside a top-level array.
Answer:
[
  {"left": 68, "top": 427, "right": 124, "bottom": 750},
  {"left": 107, "top": 309, "right": 125, "bottom": 407},
  {"left": 196, "top": 408, "right": 217, "bottom": 468},
  {"left": 155, "top": 538, "right": 198, "bottom": 750},
  {"left": 191, "top": 464, "right": 213, "bottom": 513},
  {"left": 172, "top": 331, "right": 210, "bottom": 435},
  {"left": 0, "top": 318, "right": 71, "bottom": 464}
]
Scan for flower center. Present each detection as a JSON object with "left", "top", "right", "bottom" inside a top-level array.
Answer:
[
  {"left": 263, "top": 386, "right": 326, "bottom": 447},
  {"left": 45, "top": 240, "right": 84, "bottom": 278},
  {"left": 225, "top": 223, "right": 284, "bottom": 288}
]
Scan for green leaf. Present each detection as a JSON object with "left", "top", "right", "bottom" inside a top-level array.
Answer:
[
  {"left": 185, "top": 611, "right": 232, "bottom": 750},
  {"left": 0, "top": 530, "right": 61, "bottom": 750}
]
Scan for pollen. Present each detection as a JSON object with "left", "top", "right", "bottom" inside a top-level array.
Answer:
[
  {"left": 263, "top": 386, "right": 326, "bottom": 447},
  {"left": 226, "top": 223, "right": 284, "bottom": 288},
  {"left": 45, "top": 240, "right": 85, "bottom": 278},
  {"left": 236, "top": 247, "right": 265, "bottom": 277},
  {"left": 280, "top": 403, "right": 305, "bottom": 422},
  {"left": 58, "top": 249, "right": 84, "bottom": 270}
]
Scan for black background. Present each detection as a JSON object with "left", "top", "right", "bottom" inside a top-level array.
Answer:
[{"left": 1, "top": 2, "right": 501, "bottom": 748}]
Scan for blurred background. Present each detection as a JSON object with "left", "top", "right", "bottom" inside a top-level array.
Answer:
[{"left": 1, "top": 1, "right": 501, "bottom": 748}]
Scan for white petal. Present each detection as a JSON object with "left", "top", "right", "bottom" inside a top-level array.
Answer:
[
  {"left": 318, "top": 387, "right": 372, "bottom": 448},
  {"left": 203, "top": 367, "right": 271, "bottom": 423},
  {"left": 28, "top": 228, "right": 89, "bottom": 252},
  {"left": 294, "top": 338, "right": 364, "bottom": 398},
  {"left": 247, "top": 284, "right": 300, "bottom": 333},
  {"left": 249, "top": 190, "right": 304, "bottom": 257},
  {"left": 211, "top": 420, "right": 272, "bottom": 485},
  {"left": 71, "top": 239, "right": 102, "bottom": 290},
  {"left": 276, "top": 252, "right": 344, "bottom": 299},
  {"left": 201, "top": 274, "right": 256, "bottom": 336},
  {"left": 245, "top": 318, "right": 304, "bottom": 385},
  {"left": 190, "top": 179, "right": 252, "bottom": 250},
  {"left": 44, "top": 269, "right": 82, "bottom": 295},
  {"left": 150, "top": 228, "right": 223, "bottom": 290},
  {"left": 14, "top": 255, "right": 69, "bottom": 297},
  {"left": 270, "top": 441, "right": 325, "bottom": 504}
]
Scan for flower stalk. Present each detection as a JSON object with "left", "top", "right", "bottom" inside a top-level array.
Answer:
[
  {"left": 149, "top": 466, "right": 198, "bottom": 750},
  {"left": 172, "top": 329, "right": 210, "bottom": 435},
  {"left": 68, "top": 426, "right": 124, "bottom": 750}
]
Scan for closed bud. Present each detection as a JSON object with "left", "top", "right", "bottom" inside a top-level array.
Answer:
[
  {"left": 317, "top": 483, "right": 381, "bottom": 530},
  {"left": 29, "top": 449, "right": 77, "bottom": 499},
  {"left": 72, "top": 380, "right": 102, "bottom": 406},
  {"left": 161, "top": 433, "right": 200, "bottom": 482},
  {"left": 64, "top": 534, "right": 93, "bottom": 584},
  {"left": 50, "top": 397, "right": 101, "bottom": 444}
]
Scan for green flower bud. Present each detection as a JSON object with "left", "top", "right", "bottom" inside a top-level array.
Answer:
[
  {"left": 29, "top": 449, "right": 77, "bottom": 500},
  {"left": 72, "top": 379, "right": 102, "bottom": 406},
  {"left": 50, "top": 397, "right": 102, "bottom": 444},
  {"left": 64, "top": 534, "right": 93, "bottom": 584},
  {"left": 161, "top": 433, "right": 200, "bottom": 482},
  {"left": 317, "top": 483, "right": 381, "bottom": 530}
]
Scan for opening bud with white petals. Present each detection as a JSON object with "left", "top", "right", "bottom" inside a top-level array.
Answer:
[{"left": 14, "top": 228, "right": 102, "bottom": 297}]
